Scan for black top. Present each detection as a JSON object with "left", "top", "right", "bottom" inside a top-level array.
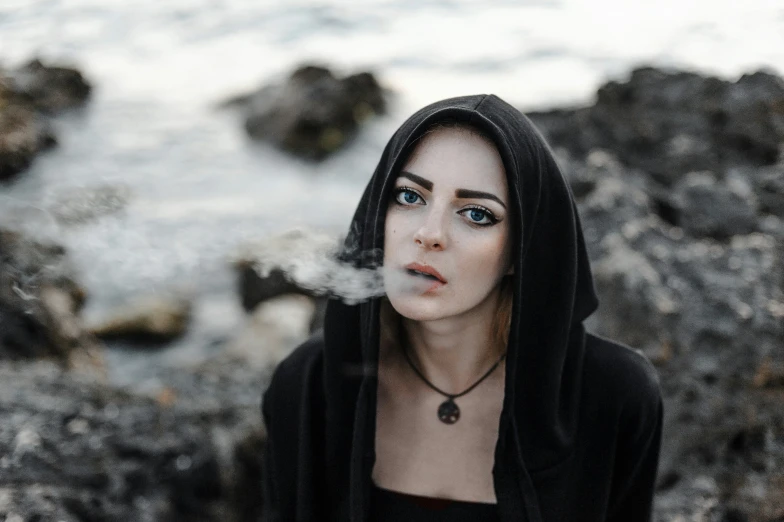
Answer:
[
  {"left": 370, "top": 484, "right": 500, "bottom": 522},
  {"left": 260, "top": 95, "right": 663, "bottom": 522}
]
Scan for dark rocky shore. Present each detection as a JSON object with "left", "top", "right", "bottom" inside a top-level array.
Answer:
[
  {"left": 1, "top": 64, "right": 782, "bottom": 521},
  {"left": 529, "top": 66, "right": 784, "bottom": 522}
]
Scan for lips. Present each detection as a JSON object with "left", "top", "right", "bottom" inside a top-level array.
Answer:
[{"left": 404, "top": 263, "right": 447, "bottom": 284}]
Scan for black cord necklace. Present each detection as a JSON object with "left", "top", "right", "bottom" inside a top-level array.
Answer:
[{"left": 401, "top": 344, "right": 506, "bottom": 425}]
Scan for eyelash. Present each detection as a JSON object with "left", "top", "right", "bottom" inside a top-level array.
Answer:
[{"left": 391, "top": 186, "right": 500, "bottom": 227}]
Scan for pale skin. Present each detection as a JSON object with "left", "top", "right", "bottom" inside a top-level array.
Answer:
[{"left": 374, "top": 126, "right": 513, "bottom": 504}]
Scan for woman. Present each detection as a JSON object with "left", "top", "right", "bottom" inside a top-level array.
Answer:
[{"left": 261, "top": 95, "right": 663, "bottom": 521}]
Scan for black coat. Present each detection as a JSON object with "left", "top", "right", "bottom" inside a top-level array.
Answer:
[{"left": 261, "top": 95, "right": 663, "bottom": 522}]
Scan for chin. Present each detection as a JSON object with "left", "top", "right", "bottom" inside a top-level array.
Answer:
[{"left": 386, "top": 294, "right": 458, "bottom": 322}]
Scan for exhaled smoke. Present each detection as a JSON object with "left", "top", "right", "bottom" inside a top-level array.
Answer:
[{"left": 236, "top": 228, "right": 429, "bottom": 305}]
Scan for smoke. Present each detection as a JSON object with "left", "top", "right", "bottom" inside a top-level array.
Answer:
[{"left": 235, "top": 228, "right": 430, "bottom": 305}]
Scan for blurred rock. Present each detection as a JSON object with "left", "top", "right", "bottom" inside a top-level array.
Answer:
[
  {"left": 736, "top": 162, "right": 784, "bottom": 219},
  {"left": 6, "top": 58, "right": 92, "bottom": 113},
  {"left": 670, "top": 171, "right": 759, "bottom": 239},
  {"left": 87, "top": 295, "right": 192, "bottom": 344},
  {"left": 0, "top": 104, "right": 56, "bottom": 181},
  {"left": 231, "top": 429, "right": 265, "bottom": 522},
  {"left": 0, "top": 360, "right": 267, "bottom": 522},
  {"left": 235, "top": 259, "right": 302, "bottom": 312},
  {"left": 225, "top": 64, "right": 385, "bottom": 160},
  {"left": 233, "top": 229, "right": 340, "bottom": 313},
  {"left": 538, "top": 70, "right": 784, "bottom": 517},
  {"left": 224, "top": 294, "right": 315, "bottom": 370},
  {"left": 557, "top": 143, "right": 784, "bottom": 521},
  {"left": 0, "top": 228, "right": 102, "bottom": 372},
  {"left": 529, "top": 66, "right": 784, "bottom": 186},
  {"left": 0, "top": 58, "right": 91, "bottom": 180}
]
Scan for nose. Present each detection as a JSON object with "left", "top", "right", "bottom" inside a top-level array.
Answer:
[{"left": 413, "top": 208, "right": 448, "bottom": 251}]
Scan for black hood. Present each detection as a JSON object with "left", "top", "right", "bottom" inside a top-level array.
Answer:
[{"left": 322, "top": 94, "right": 600, "bottom": 520}]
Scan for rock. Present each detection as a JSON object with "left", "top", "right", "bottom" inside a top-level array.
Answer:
[
  {"left": 224, "top": 294, "right": 315, "bottom": 370},
  {"left": 233, "top": 228, "right": 384, "bottom": 313},
  {"left": 231, "top": 429, "right": 265, "bottom": 522},
  {"left": 235, "top": 259, "right": 302, "bottom": 313},
  {"left": 530, "top": 77, "right": 784, "bottom": 521},
  {"left": 758, "top": 169, "right": 784, "bottom": 217},
  {"left": 0, "top": 360, "right": 267, "bottom": 522},
  {"left": 529, "top": 66, "right": 784, "bottom": 186},
  {"left": 6, "top": 58, "right": 92, "bottom": 113},
  {"left": 233, "top": 229, "right": 337, "bottom": 312},
  {"left": 0, "top": 228, "right": 101, "bottom": 371},
  {"left": 228, "top": 64, "right": 385, "bottom": 160},
  {"left": 87, "top": 295, "right": 192, "bottom": 344},
  {"left": 0, "top": 104, "right": 56, "bottom": 181},
  {"left": 0, "top": 58, "right": 91, "bottom": 180},
  {"left": 670, "top": 171, "right": 759, "bottom": 239},
  {"left": 544, "top": 121, "right": 784, "bottom": 517},
  {"left": 739, "top": 162, "right": 784, "bottom": 219},
  {"left": 570, "top": 161, "right": 784, "bottom": 520},
  {"left": 752, "top": 357, "right": 784, "bottom": 389},
  {"left": 38, "top": 285, "right": 104, "bottom": 375}
]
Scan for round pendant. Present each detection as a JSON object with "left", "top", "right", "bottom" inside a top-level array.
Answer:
[{"left": 437, "top": 399, "right": 460, "bottom": 424}]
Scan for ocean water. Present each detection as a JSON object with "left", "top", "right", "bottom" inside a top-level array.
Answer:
[{"left": 1, "top": 0, "right": 782, "bottom": 385}]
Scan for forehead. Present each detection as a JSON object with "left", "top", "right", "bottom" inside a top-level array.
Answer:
[{"left": 401, "top": 126, "right": 508, "bottom": 197}]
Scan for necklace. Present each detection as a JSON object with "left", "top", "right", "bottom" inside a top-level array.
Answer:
[{"left": 401, "top": 345, "right": 506, "bottom": 425}]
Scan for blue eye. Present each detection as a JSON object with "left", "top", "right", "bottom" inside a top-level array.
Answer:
[
  {"left": 394, "top": 188, "right": 423, "bottom": 205},
  {"left": 459, "top": 207, "right": 497, "bottom": 226}
]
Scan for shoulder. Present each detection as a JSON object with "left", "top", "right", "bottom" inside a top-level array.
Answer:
[
  {"left": 262, "top": 331, "right": 325, "bottom": 411},
  {"left": 583, "top": 332, "right": 662, "bottom": 419}
]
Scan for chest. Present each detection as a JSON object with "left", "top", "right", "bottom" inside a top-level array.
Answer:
[{"left": 372, "top": 377, "right": 504, "bottom": 503}]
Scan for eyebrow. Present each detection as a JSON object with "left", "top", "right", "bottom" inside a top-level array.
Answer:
[
  {"left": 455, "top": 188, "right": 507, "bottom": 209},
  {"left": 398, "top": 171, "right": 507, "bottom": 209},
  {"left": 398, "top": 171, "right": 433, "bottom": 191}
]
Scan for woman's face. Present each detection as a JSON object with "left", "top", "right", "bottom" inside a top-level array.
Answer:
[{"left": 383, "top": 126, "right": 513, "bottom": 323}]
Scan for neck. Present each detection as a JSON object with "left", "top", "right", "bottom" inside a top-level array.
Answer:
[{"left": 399, "top": 290, "right": 504, "bottom": 394}]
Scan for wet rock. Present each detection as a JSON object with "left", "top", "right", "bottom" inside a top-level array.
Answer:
[
  {"left": 87, "top": 295, "right": 192, "bottom": 344},
  {"left": 0, "top": 58, "right": 91, "bottom": 180},
  {"left": 233, "top": 229, "right": 341, "bottom": 312},
  {"left": 529, "top": 66, "right": 784, "bottom": 186},
  {"left": 5, "top": 58, "right": 92, "bottom": 113},
  {"left": 235, "top": 259, "right": 302, "bottom": 313},
  {"left": 0, "top": 104, "right": 56, "bottom": 181},
  {"left": 0, "top": 360, "right": 267, "bottom": 522},
  {"left": 234, "top": 228, "right": 384, "bottom": 321},
  {"left": 226, "top": 64, "right": 385, "bottom": 160},
  {"left": 224, "top": 294, "right": 316, "bottom": 370},
  {"left": 0, "top": 228, "right": 102, "bottom": 371}
]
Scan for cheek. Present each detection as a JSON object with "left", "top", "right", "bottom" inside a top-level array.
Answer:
[
  {"left": 457, "top": 230, "right": 510, "bottom": 276},
  {"left": 383, "top": 212, "right": 401, "bottom": 255},
  {"left": 384, "top": 209, "right": 413, "bottom": 241}
]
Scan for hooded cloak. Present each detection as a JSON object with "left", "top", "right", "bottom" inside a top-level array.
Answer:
[{"left": 261, "top": 95, "right": 663, "bottom": 522}]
